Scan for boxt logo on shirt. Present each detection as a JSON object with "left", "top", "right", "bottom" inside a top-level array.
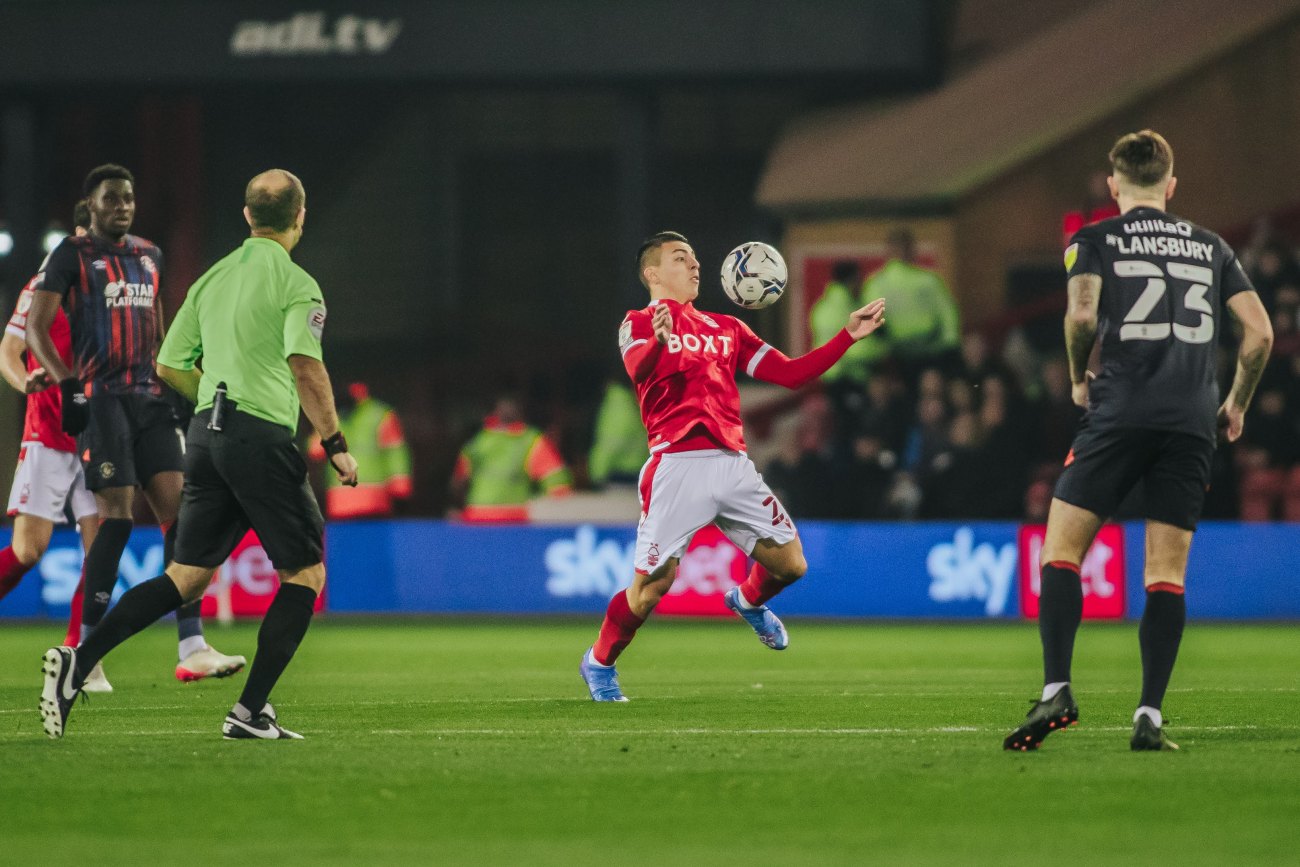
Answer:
[{"left": 664, "top": 333, "right": 733, "bottom": 357}]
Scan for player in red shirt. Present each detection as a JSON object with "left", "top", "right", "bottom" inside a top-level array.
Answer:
[
  {"left": 0, "top": 205, "right": 111, "bottom": 692},
  {"left": 580, "top": 232, "right": 886, "bottom": 701}
]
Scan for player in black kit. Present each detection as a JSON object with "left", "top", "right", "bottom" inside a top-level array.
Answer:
[{"left": 1003, "top": 131, "right": 1273, "bottom": 752}]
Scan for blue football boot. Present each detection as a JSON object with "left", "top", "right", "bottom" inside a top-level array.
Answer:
[
  {"left": 580, "top": 648, "right": 629, "bottom": 702},
  {"left": 724, "top": 587, "right": 789, "bottom": 650}
]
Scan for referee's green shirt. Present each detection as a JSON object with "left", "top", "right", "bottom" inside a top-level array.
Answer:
[{"left": 159, "top": 237, "right": 325, "bottom": 432}]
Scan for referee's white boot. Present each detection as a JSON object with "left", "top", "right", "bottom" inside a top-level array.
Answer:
[{"left": 176, "top": 645, "right": 248, "bottom": 682}]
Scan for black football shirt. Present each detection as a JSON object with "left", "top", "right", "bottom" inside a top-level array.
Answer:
[{"left": 1066, "top": 206, "right": 1255, "bottom": 442}]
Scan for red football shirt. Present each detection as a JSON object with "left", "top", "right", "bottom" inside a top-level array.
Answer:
[
  {"left": 618, "top": 299, "right": 770, "bottom": 453},
  {"left": 6, "top": 273, "right": 77, "bottom": 453}
]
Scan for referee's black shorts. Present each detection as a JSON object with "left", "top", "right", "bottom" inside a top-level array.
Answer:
[
  {"left": 174, "top": 408, "right": 324, "bottom": 571},
  {"left": 1053, "top": 421, "right": 1215, "bottom": 531}
]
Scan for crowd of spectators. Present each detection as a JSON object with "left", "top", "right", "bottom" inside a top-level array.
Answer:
[{"left": 756, "top": 219, "right": 1300, "bottom": 523}]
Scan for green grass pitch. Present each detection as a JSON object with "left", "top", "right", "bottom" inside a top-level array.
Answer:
[{"left": 1, "top": 618, "right": 1297, "bottom": 865}]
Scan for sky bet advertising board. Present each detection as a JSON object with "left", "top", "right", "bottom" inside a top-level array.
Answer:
[{"left": 2, "top": 521, "right": 1297, "bottom": 621}]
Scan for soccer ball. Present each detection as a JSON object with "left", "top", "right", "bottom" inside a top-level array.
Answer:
[{"left": 720, "top": 241, "right": 788, "bottom": 310}]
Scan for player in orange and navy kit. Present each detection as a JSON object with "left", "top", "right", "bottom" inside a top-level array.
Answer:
[
  {"left": 0, "top": 204, "right": 111, "bottom": 690},
  {"left": 24, "top": 164, "right": 244, "bottom": 683},
  {"left": 579, "top": 231, "right": 886, "bottom": 701}
]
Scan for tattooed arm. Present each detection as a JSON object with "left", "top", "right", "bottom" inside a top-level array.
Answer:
[
  {"left": 1219, "top": 291, "right": 1274, "bottom": 442},
  {"left": 1064, "top": 274, "right": 1101, "bottom": 409}
]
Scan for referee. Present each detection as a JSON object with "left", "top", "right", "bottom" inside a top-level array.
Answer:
[{"left": 41, "top": 169, "right": 359, "bottom": 740}]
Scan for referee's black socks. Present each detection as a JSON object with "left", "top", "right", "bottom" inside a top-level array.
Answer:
[
  {"left": 1139, "top": 583, "right": 1186, "bottom": 712},
  {"left": 75, "top": 574, "right": 184, "bottom": 682},
  {"left": 1038, "top": 561, "right": 1084, "bottom": 686},
  {"left": 237, "top": 583, "right": 317, "bottom": 717}
]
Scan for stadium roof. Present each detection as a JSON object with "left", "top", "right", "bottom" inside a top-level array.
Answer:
[{"left": 757, "top": 0, "right": 1300, "bottom": 214}]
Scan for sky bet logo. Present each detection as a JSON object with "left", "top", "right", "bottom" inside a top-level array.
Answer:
[
  {"left": 103, "top": 281, "right": 155, "bottom": 308},
  {"left": 230, "top": 13, "right": 403, "bottom": 57}
]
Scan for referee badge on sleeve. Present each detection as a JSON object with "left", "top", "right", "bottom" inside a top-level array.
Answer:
[{"left": 308, "top": 306, "right": 327, "bottom": 340}]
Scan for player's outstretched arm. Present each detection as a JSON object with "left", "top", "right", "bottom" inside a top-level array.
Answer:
[
  {"left": 1065, "top": 274, "right": 1101, "bottom": 409},
  {"left": 753, "top": 300, "right": 885, "bottom": 390},
  {"left": 289, "top": 354, "right": 358, "bottom": 486},
  {"left": 1219, "top": 290, "right": 1274, "bottom": 442},
  {"left": 846, "top": 299, "right": 886, "bottom": 341}
]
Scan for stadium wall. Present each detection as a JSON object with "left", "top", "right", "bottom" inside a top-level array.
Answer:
[{"left": 1, "top": 520, "right": 1297, "bottom": 621}]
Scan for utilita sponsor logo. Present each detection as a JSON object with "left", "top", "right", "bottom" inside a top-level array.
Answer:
[
  {"left": 926, "top": 526, "right": 1016, "bottom": 616},
  {"left": 230, "top": 13, "right": 402, "bottom": 57}
]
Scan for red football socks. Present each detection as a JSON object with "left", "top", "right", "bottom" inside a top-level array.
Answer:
[
  {"left": 0, "top": 546, "right": 32, "bottom": 600},
  {"left": 65, "top": 573, "right": 86, "bottom": 646},
  {"left": 592, "top": 589, "right": 646, "bottom": 666},
  {"left": 739, "top": 563, "right": 787, "bottom": 607}
]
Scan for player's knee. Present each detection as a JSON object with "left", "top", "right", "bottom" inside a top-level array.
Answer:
[
  {"left": 773, "top": 553, "right": 807, "bottom": 582},
  {"left": 280, "top": 562, "right": 326, "bottom": 595},
  {"left": 10, "top": 537, "right": 47, "bottom": 566},
  {"left": 166, "top": 564, "right": 215, "bottom": 602}
]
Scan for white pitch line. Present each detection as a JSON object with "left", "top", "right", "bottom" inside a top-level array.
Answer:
[
  {"left": 0, "top": 724, "right": 1286, "bottom": 740},
  {"left": 365, "top": 724, "right": 1271, "bottom": 737}
]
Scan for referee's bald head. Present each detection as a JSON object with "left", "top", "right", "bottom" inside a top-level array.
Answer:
[{"left": 245, "top": 169, "right": 305, "bottom": 233}]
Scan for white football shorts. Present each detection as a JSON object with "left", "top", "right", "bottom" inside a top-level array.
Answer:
[
  {"left": 634, "top": 448, "right": 796, "bottom": 574},
  {"left": 7, "top": 442, "right": 97, "bottom": 524}
]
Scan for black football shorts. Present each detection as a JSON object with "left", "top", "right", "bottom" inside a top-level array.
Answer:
[
  {"left": 1054, "top": 422, "right": 1215, "bottom": 531},
  {"left": 173, "top": 408, "right": 324, "bottom": 571},
  {"left": 79, "top": 393, "right": 185, "bottom": 492}
]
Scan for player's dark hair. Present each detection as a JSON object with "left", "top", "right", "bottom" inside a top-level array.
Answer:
[
  {"left": 83, "top": 164, "right": 134, "bottom": 198},
  {"left": 245, "top": 169, "right": 306, "bottom": 233},
  {"left": 1109, "top": 130, "right": 1173, "bottom": 188},
  {"left": 636, "top": 231, "right": 690, "bottom": 290},
  {"left": 72, "top": 200, "right": 91, "bottom": 230}
]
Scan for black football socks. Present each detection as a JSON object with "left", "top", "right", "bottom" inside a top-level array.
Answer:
[
  {"left": 80, "top": 518, "right": 134, "bottom": 630},
  {"left": 75, "top": 574, "right": 184, "bottom": 682},
  {"left": 1139, "top": 584, "right": 1186, "bottom": 712},
  {"left": 1038, "top": 561, "right": 1084, "bottom": 686},
  {"left": 237, "top": 583, "right": 318, "bottom": 716}
]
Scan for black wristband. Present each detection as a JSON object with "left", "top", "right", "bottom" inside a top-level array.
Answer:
[
  {"left": 322, "top": 431, "right": 348, "bottom": 456},
  {"left": 59, "top": 378, "right": 85, "bottom": 402}
]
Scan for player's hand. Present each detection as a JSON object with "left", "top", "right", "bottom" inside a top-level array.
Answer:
[
  {"left": 24, "top": 367, "right": 53, "bottom": 394},
  {"left": 652, "top": 304, "right": 673, "bottom": 345},
  {"left": 58, "top": 378, "right": 89, "bottom": 435},
  {"left": 1217, "top": 401, "right": 1245, "bottom": 443},
  {"left": 1071, "top": 371, "right": 1094, "bottom": 410},
  {"left": 330, "top": 452, "right": 359, "bottom": 487},
  {"left": 846, "top": 299, "right": 886, "bottom": 340}
]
